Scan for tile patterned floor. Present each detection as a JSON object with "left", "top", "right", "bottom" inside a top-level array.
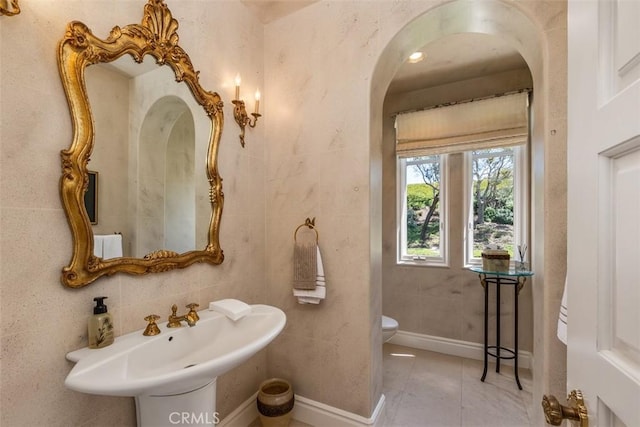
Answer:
[
  {"left": 382, "top": 343, "right": 534, "bottom": 427},
  {"left": 251, "top": 343, "right": 534, "bottom": 427}
]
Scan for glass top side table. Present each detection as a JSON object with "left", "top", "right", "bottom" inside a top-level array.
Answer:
[
  {"left": 468, "top": 266, "right": 534, "bottom": 277},
  {"left": 468, "top": 266, "right": 534, "bottom": 390}
]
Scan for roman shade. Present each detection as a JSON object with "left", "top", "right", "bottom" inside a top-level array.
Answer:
[{"left": 395, "top": 91, "right": 529, "bottom": 157}]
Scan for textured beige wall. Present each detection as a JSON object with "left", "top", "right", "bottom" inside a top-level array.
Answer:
[
  {"left": 533, "top": 2, "right": 569, "bottom": 419},
  {"left": 382, "top": 68, "right": 535, "bottom": 351},
  {"left": 0, "top": 1, "right": 267, "bottom": 425},
  {"left": 263, "top": 2, "right": 382, "bottom": 417}
]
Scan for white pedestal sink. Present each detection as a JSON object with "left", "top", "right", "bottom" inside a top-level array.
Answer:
[
  {"left": 65, "top": 303, "right": 286, "bottom": 427},
  {"left": 135, "top": 380, "right": 219, "bottom": 426}
]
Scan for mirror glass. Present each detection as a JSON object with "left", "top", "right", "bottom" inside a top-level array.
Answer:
[
  {"left": 85, "top": 58, "right": 212, "bottom": 258},
  {"left": 58, "top": 0, "right": 224, "bottom": 287}
]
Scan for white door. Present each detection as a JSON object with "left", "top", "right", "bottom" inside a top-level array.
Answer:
[{"left": 567, "top": 0, "right": 640, "bottom": 426}]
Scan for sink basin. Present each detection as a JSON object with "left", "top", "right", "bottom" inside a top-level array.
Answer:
[{"left": 65, "top": 304, "right": 286, "bottom": 397}]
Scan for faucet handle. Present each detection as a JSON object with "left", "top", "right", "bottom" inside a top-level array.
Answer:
[
  {"left": 186, "top": 303, "right": 200, "bottom": 321},
  {"left": 143, "top": 314, "right": 161, "bottom": 336}
]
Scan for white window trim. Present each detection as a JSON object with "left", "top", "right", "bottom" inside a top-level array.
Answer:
[
  {"left": 396, "top": 155, "right": 449, "bottom": 267},
  {"left": 463, "top": 145, "right": 529, "bottom": 267}
]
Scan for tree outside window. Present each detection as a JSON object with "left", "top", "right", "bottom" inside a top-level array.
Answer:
[
  {"left": 404, "top": 156, "right": 441, "bottom": 258},
  {"left": 471, "top": 147, "right": 515, "bottom": 256}
]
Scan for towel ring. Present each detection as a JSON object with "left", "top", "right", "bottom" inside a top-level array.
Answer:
[{"left": 294, "top": 217, "right": 319, "bottom": 243}]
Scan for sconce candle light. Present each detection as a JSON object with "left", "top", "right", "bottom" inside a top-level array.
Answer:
[{"left": 232, "top": 74, "right": 261, "bottom": 147}]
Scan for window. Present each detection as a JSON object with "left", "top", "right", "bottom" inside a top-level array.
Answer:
[
  {"left": 464, "top": 146, "right": 528, "bottom": 265},
  {"left": 397, "top": 155, "right": 447, "bottom": 265},
  {"left": 394, "top": 92, "right": 530, "bottom": 268},
  {"left": 396, "top": 145, "right": 528, "bottom": 268}
]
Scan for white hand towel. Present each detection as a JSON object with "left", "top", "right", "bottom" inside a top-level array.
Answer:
[
  {"left": 294, "top": 286, "right": 327, "bottom": 300},
  {"left": 209, "top": 299, "right": 252, "bottom": 321},
  {"left": 293, "top": 246, "right": 326, "bottom": 304},
  {"left": 102, "top": 234, "right": 123, "bottom": 259},
  {"left": 557, "top": 275, "right": 568, "bottom": 345}
]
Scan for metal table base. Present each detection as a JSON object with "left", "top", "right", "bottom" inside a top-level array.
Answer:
[{"left": 473, "top": 269, "right": 532, "bottom": 390}]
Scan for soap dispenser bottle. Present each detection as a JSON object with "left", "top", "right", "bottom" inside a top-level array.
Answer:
[{"left": 88, "top": 296, "right": 114, "bottom": 349}]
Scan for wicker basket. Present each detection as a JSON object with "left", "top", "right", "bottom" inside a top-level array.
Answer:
[{"left": 481, "top": 250, "right": 510, "bottom": 272}]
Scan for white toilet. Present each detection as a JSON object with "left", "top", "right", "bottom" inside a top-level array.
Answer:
[{"left": 382, "top": 315, "right": 399, "bottom": 343}]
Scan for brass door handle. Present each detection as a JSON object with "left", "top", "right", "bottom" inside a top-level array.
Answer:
[{"left": 542, "top": 390, "right": 588, "bottom": 427}]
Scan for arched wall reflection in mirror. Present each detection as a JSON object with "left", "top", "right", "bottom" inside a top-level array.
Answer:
[
  {"left": 86, "top": 61, "right": 209, "bottom": 258},
  {"left": 58, "top": 0, "right": 225, "bottom": 288}
]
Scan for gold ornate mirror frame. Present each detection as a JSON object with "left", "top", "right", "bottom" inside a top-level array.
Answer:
[
  {"left": 0, "top": 0, "right": 20, "bottom": 16},
  {"left": 58, "top": 0, "right": 224, "bottom": 288}
]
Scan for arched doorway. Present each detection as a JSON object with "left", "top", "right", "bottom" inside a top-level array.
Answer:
[{"left": 369, "top": 2, "right": 566, "bottom": 424}]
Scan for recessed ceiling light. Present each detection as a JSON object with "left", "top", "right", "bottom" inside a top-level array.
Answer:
[{"left": 408, "top": 51, "right": 425, "bottom": 63}]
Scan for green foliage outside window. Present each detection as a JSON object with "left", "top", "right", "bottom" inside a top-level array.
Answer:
[{"left": 406, "top": 183, "right": 440, "bottom": 256}]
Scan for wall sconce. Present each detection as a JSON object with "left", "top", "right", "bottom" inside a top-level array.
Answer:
[
  {"left": 0, "top": 0, "right": 20, "bottom": 16},
  {"left": 232, "top": 74, "right": 261, "bottom": 147}
]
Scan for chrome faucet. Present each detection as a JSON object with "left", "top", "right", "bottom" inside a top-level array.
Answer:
[{"left": 167, "top": 303, "right": 200, "bottom": 328}]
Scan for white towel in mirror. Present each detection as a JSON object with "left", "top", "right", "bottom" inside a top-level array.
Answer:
[
  {"left": 93, "top": 235, "right": 105, "bottom": 258},
  {"left": 102, "top": 234, "right": 123, "bottom": 258},
  {"left": 94, "top": 234, "right": 123, "bottom": 259}
]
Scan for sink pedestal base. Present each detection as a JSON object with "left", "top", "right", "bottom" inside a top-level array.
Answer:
[{"left": 135, "top": 379, "right": 218, "bottom": 427}]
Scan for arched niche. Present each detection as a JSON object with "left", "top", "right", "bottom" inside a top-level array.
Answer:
[{"left": 137, "top": 95, "right": 196, "bottom": 257}]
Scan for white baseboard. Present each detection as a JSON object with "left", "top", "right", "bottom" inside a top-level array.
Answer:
[
  {"left": 217, "top": 392, "right": 259, "bottom": 427},
  {"left": 388, "top": 330, "right": 533, "bottom": 369},
  {"left": 219, "top": 392, "right": 386, "bottom": 427},
  {"left": 292, "top": 393, "right": 386, "bottom": 427}
]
